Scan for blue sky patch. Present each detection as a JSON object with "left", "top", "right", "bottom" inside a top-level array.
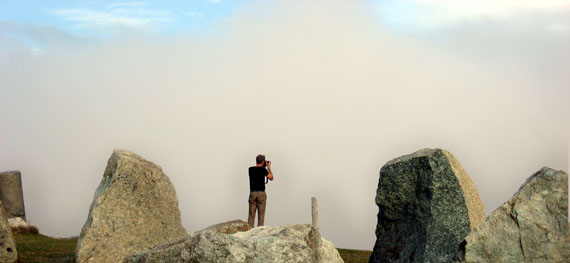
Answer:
[{"left": 1, "top": 0, "right": 243, "bottom": 38}]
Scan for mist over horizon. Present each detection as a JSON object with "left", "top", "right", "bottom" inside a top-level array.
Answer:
[{"left": 1, "top": 1, "right": 568, "bottom": 250}]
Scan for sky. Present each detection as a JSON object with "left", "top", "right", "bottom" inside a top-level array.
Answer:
[{"left": 0, "top": 0, "right": 569, "bottom": 250}]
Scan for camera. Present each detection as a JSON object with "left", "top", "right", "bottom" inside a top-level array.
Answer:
[{"left": 263, "top": 160, "right": 271, "bottom": 167}]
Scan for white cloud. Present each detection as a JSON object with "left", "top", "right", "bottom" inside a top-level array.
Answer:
[
  {"left": 107, "top": 1, "right": 148, "bottom": 9},
  {"left": 29, "top": 47, "right": 43, "bottom": 55},
  {"left": 50, "top": 5, "right": 171, "bottom": 32},
  {"left": 206, "top": 0, "right": 222, "bottom": 4},
  {"left": 186, "top": 11, "right": 204, "bottom": 18},
  {"left": 378, "top": 0, "right": 570, "bottom": 31},
  {"left": 413, "top": 0, "right": 570, "bottom": 17},
  {"left": 547, "top": 23, "right": 570, "bottom": 33},
  {"left": 52, "top": 9, "right": 153, "bottom": 27}
]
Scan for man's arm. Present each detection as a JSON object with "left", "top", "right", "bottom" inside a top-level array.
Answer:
[{"left": 267, "top": 161, "right": 274, "bottom": 181}]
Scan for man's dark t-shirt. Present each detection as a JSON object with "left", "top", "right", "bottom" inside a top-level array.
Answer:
[{"left": 249, "top": 166, "right": 269, "bottom": 192}]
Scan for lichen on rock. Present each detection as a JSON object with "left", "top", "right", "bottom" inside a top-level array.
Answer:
[
  {"left": 203, "top": 219, "right": 251, "bottom": 234},
  {"left": 76, "top": 149, "right": 187, "bottom": 263},
  {"left": 125, "top": 224, "right": 344, "bottom": 263},
  {"left": 460, "top": 167, "right": 569, "bottom": 263},
  {"left": 0, "top": 201, "right": 17, "bottom": 263},
  {"left": 370, "top": 148, "right": 485, "bottom": 263}
]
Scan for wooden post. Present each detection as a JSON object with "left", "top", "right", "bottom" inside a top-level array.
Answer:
[{"left": 311, "top": 197, "right": 319, "bottom": 229}]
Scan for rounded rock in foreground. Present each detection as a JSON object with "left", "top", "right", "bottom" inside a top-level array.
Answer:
[
  {"left": 125, "top": 224, "right": 344, "bottom": 263},
  {"left": 76, "top": 149, "right": 187, "bottom": 263}
]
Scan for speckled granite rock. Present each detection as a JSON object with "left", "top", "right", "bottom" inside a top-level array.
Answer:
[
  {"left": 76, "top": 149, "right": 187, "bottom": 263},
  {"left": 124, "top": 224, "right": 344, "bottom": 263},
  {"left": 0, "top": 170, "right": 26, "bottom": 220},
  {"left": 203, "top": 219, "right": 250, "bottom": 234},
  {"left": 459, "top": 167, "right": 569, "bottom": 263},
  {"left": 0, "top": 201, "right": 17, "bottom": 263},
  {"left": 370, "top": 148, "right": 485, "bottom": 263}
]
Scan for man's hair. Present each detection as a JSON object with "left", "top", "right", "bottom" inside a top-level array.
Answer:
[{"left": 256, "top": 154, "right": 265, "bottom": 164}]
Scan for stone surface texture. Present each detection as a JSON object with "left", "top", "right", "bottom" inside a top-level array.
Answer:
[
  {"left": 370, "top": 148, "right": 485, "bottom": 263},
  {"left": 76, "top": 149, "right": 187, "bottom": 263},
  {"left": 0, "top": 170, "right": 26, "bottom": 220},
  {"left": 203, "top": 219, "right": 250, "bottom": 234},
  {"left": 124, "top": 224, "right": 344, "bottom": 263},
  {"left": 460, "top": 167, "right": 569, "bottom": 263},
  {"left": 0, "top": 201, "right": 18, "bottom": 263}
]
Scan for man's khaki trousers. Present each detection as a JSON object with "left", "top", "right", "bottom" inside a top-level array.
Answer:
[{"left": 248, "top": 191, "right": 267, "bottom": 228}]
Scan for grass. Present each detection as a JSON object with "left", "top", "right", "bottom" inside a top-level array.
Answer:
[
  {"left": 14, "top": 231, "right": 371, "bottom": 263},
  {"left": 337, "top": 248, "right": 372, "bottom": 263},
  {"left": 14, "top": 233, "right": 77, "bottom": 263}
]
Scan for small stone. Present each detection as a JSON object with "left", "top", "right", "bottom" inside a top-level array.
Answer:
[{"left": 8, "top": 217, "right": 28, "bottom": 228}]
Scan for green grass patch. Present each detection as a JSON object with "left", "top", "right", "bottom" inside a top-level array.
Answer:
[
  {"left": 337, "top": 248, "right": 372, "bottom": 263},
  {"left": 14, "top": 233, "right": 77, "bottom": 263}
]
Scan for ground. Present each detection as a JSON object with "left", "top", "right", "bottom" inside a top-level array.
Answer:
[
  {"left": 337, "top": 248, "right": 373, "bottom": 263},
  {"left": 14, "top": 233, "right": 77, "bottom": 263},
  {"left": 14, "top": 232, "right": 371, "bottom": 263}
]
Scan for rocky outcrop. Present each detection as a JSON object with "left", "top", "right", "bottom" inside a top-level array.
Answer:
[
  {"left": 76, "top": 149, "right": 187, "bottom": 263},
  {"left": 203, "top": 219, "right": 250, "bottom": 234},
  {"left": 459, "top": 167, "right": 569, "bottom": 263},
  {"left": 370, "top": 148, "right": 485, "bottom": 263},
  {"left": 0, "top": 171, "right": 26, "bottom": 220},
  {"left": 0, "top": 201, "right": 18, "bottom": 263},
  {"left": 124, "top": 224, "right": 344, "bottom": 263}
]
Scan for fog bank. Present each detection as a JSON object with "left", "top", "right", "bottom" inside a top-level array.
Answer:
[{"left": 1, "top": 1, "right": 568, "bottom": 250}]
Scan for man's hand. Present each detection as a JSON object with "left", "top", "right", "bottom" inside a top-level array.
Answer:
[{"left": 267, "top": 161, "right": 274, "bottom": 181}]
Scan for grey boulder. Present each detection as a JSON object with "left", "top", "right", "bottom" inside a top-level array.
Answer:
[
  {"left": 459, "top": 167, "right": 569, "bottom": 263},
  {"left": 0, "top": 201, "right": 17, "bottom": 263},
  {"left": 370, "top": 148, "right": 485, "bottom": 263},
  {"left": 0, "top": 170, "right": 26, "bottom": 220},
  {"left": 76, "top": 149, "right": 187, "bottom": 263},
  {"left": 125, "top": 224, "right": 344, "bottom": 263}
]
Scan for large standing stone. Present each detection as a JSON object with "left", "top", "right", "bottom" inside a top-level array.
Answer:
[
  {"left": 0, "top": 171, "right": 26, "bottom": 220},
  {"left": 370, "top": 148, "right": 485, "bottom": 263},
  {"left": 124, "top": 224, "right": 344, "bottom": 263},
  {"left": 76, "top": 149, "right": 187, "bottom": 263},
  {"left": 0, "top": 201, "right": 18, "bottom": 263},
  {"left": 459, "top": 167, "right": 569, "bottom": 263}
]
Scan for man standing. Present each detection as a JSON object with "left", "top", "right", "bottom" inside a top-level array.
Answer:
[{"left": 248, "top": 154, "right": 274, "bottom": 228}]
